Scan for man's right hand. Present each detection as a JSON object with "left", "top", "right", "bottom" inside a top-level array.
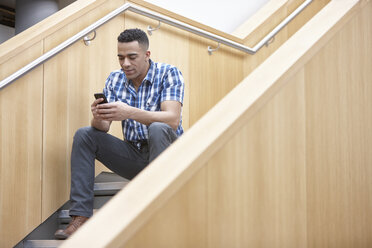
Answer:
[
  {"left": 91, "top": 98, "right": 111, "bottom": 132},
  {"left": 91, "top": 98, "right": 105, "bottom": 119}
]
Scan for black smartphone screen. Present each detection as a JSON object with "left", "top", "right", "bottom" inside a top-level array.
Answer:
[{"left": 94, "top": 93, "right": 108, "bottom": 104}]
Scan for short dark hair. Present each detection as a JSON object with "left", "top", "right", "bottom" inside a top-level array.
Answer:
[{"left": 117, "top": 28, "right": 149, "bottom": 50}]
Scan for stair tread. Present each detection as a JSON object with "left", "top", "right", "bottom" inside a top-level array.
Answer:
[
  {"left": 94, "top": 171, "right": 128, "bottom": 183},
  {"left": 14, "top": 172, "right": 129, "bottom": 247},
  {"left": 94, "top": 181, "right": 128, "bottom": 190},
  {"left": 94, "top": 181, "right": 128, "bottom": 195},
  {"left": 24, "top": 240, "right": 64, "bottom": 248}
]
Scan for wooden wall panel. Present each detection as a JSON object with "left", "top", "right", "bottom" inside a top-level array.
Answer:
[
  {"left": 305, "top": 2, "right": 372, "bottom": 246},
  {"left": 0, "top": 42, "right": 43, "bottom": 247},
  {"left": 42, "top": 0, "right": 126, "bottom": 220},
  {"left": 206, "top": 68, "right": 307, "bottom": 248},
  {"left": 1, "top": 0, "right": 355, "bottom": 246},
  {"left": 188, "top": 37, "right": 244, "bottom": 125},
  {"left": 60, "top": 1, "right": 372, "bottom": 247},
  {"left": 125, "top": 166, "right": 207, "bottom": 248},
  {"left": 122, "top": 66, "right": 306, "bottom": 248},
  {"left": 123, "top": 2, "right": 372, "bottom": 246}
]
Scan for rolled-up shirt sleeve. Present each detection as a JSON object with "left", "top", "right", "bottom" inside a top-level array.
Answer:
[{"left": 160, "top": 67, "right": 185, "bottom": 105}]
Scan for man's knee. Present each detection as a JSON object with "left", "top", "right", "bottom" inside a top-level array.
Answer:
[
  {"left": 147, "top": 122, "right": 177, "bottom": 162},
  {"left": 148, "top": 122, "right": 169, "bottom": 134},
  {"left": 73, "top": 126, "right": 99, "bottom": 145},
  {"left": 148, "top": 122, "right": 177, "bottom": 143},
  {"left": 148, "top": 122, "right": 171, "bottom": 139},
  {"left": 74, "top": 126, "right": 91, "bottom": 139}
]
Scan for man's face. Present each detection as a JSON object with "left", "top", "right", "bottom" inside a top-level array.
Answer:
[{"left": 117, "top": 41, "right": 150, "bottom": 84}]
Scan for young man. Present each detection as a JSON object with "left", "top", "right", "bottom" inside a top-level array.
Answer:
[{"left": 55, "top": 28, "right": 185, "bottom": 239}]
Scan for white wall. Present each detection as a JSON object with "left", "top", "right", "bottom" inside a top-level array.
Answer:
[
  {"left": 146, "top": 0, "right": 270, "bottom": 33},
  {"left": 0, "top": 25, "right": 15, "bottom": 44}
]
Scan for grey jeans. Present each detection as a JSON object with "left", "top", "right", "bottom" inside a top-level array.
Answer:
[{"left": 69, "top": 122, "right": 177, "bottom": 217}]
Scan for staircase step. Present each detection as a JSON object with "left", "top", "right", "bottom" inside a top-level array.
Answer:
[
  {"left": 94, "top": 181, "right": 128, "bottom": 196},
  {"left": 57, "top": 181, "right": 127, "bottom": 223},
  {"left": 23, "top": 240, "right": 63, "bottom": 248},
  {"left": 14, "top": 172, "right": 129, "bottom": 248}
]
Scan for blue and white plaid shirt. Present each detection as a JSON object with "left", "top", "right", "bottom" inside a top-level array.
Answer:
[{"left": 103, "top": 60, "right": 184, "bottom": 142}]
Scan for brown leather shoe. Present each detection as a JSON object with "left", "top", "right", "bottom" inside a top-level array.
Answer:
[{"left": 54, "top": 215, "right": 89, "bottom": 240}]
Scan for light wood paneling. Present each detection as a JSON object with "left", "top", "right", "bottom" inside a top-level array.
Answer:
[
  {"left": 305, "top": 2, "right": 372, "bottom": 246},
  {"left": 121, "top": 1, "right": 372, "bottom": 246},
  {"left": 124, "top": 69, "right": 306, "bottom": 248},
  {"left": 61, "top": 0, "right": 372, "bottom": 247},
  {"left": 206, "top": 68, "right": 306, "bottom": 248},
  {"left": 2, "top": 0, "right": 360, "bottom": 246},
  {"left": 125, "top": 166, "right": 207, "bottom": 248},
  {"left": 188, "top": 36, "right": 244, "bottom": 125},
  {"left": 0, "top": 42, "right": 43, "bottom": 248},
  {"left": 42, "top": 0, "right": 126, "bottom": 220}
]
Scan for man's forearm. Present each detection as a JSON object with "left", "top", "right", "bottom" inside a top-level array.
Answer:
[
  {"left": 91, "top": 118, "right": 111, "bottom": 132},
  {"left": 125, "top": 100, "right": 182, "bottom": 131},
  {"left": 95, "top": 101, "right": 182, "bottom": 131},
  {"left": 129, "top": 107, "right": 180, "bottom": 131}
]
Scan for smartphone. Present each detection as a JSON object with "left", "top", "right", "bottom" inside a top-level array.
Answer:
[{"left": 94, "top": 93, "right": 108, "bottom": 104}]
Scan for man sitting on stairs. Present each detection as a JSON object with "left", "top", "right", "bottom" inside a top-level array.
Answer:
[{"left": 54, "top": 28, "right": 185, "bottom": 240}]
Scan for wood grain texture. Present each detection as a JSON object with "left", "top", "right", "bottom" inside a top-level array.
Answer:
[
  {"left": 188, "top": 35, "right": 245, "bottom": 125},
  {"left": 0, "top": 42, "right": 43, "bottom": 248},
  {"left": 121, "top": 69, "right": 306, "bottom": 248},
  {"left": 305, "top": 2, "right": 372, "bottom": 246},
  {"left": 123, "top": 1, "right": 372, "bottom": 246},
  {"left": 61, "top": 0, "right": 372, "bottom": 247},
  {"left": 2, "top": 0, "right": 368, "bottom": 247},
  {"left": 0, "top": 1, "right": 244, "bottom": 243},
  {"left": 206, "top": 68, "right": 306, "bottom": 248},
  {"left": 124, "top": 166, "right": 207, "bottom": 248}
]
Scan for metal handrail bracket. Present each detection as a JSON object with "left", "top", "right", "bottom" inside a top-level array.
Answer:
[{"left": 0, "top": 0, "right": 313, "bottom": 90}]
